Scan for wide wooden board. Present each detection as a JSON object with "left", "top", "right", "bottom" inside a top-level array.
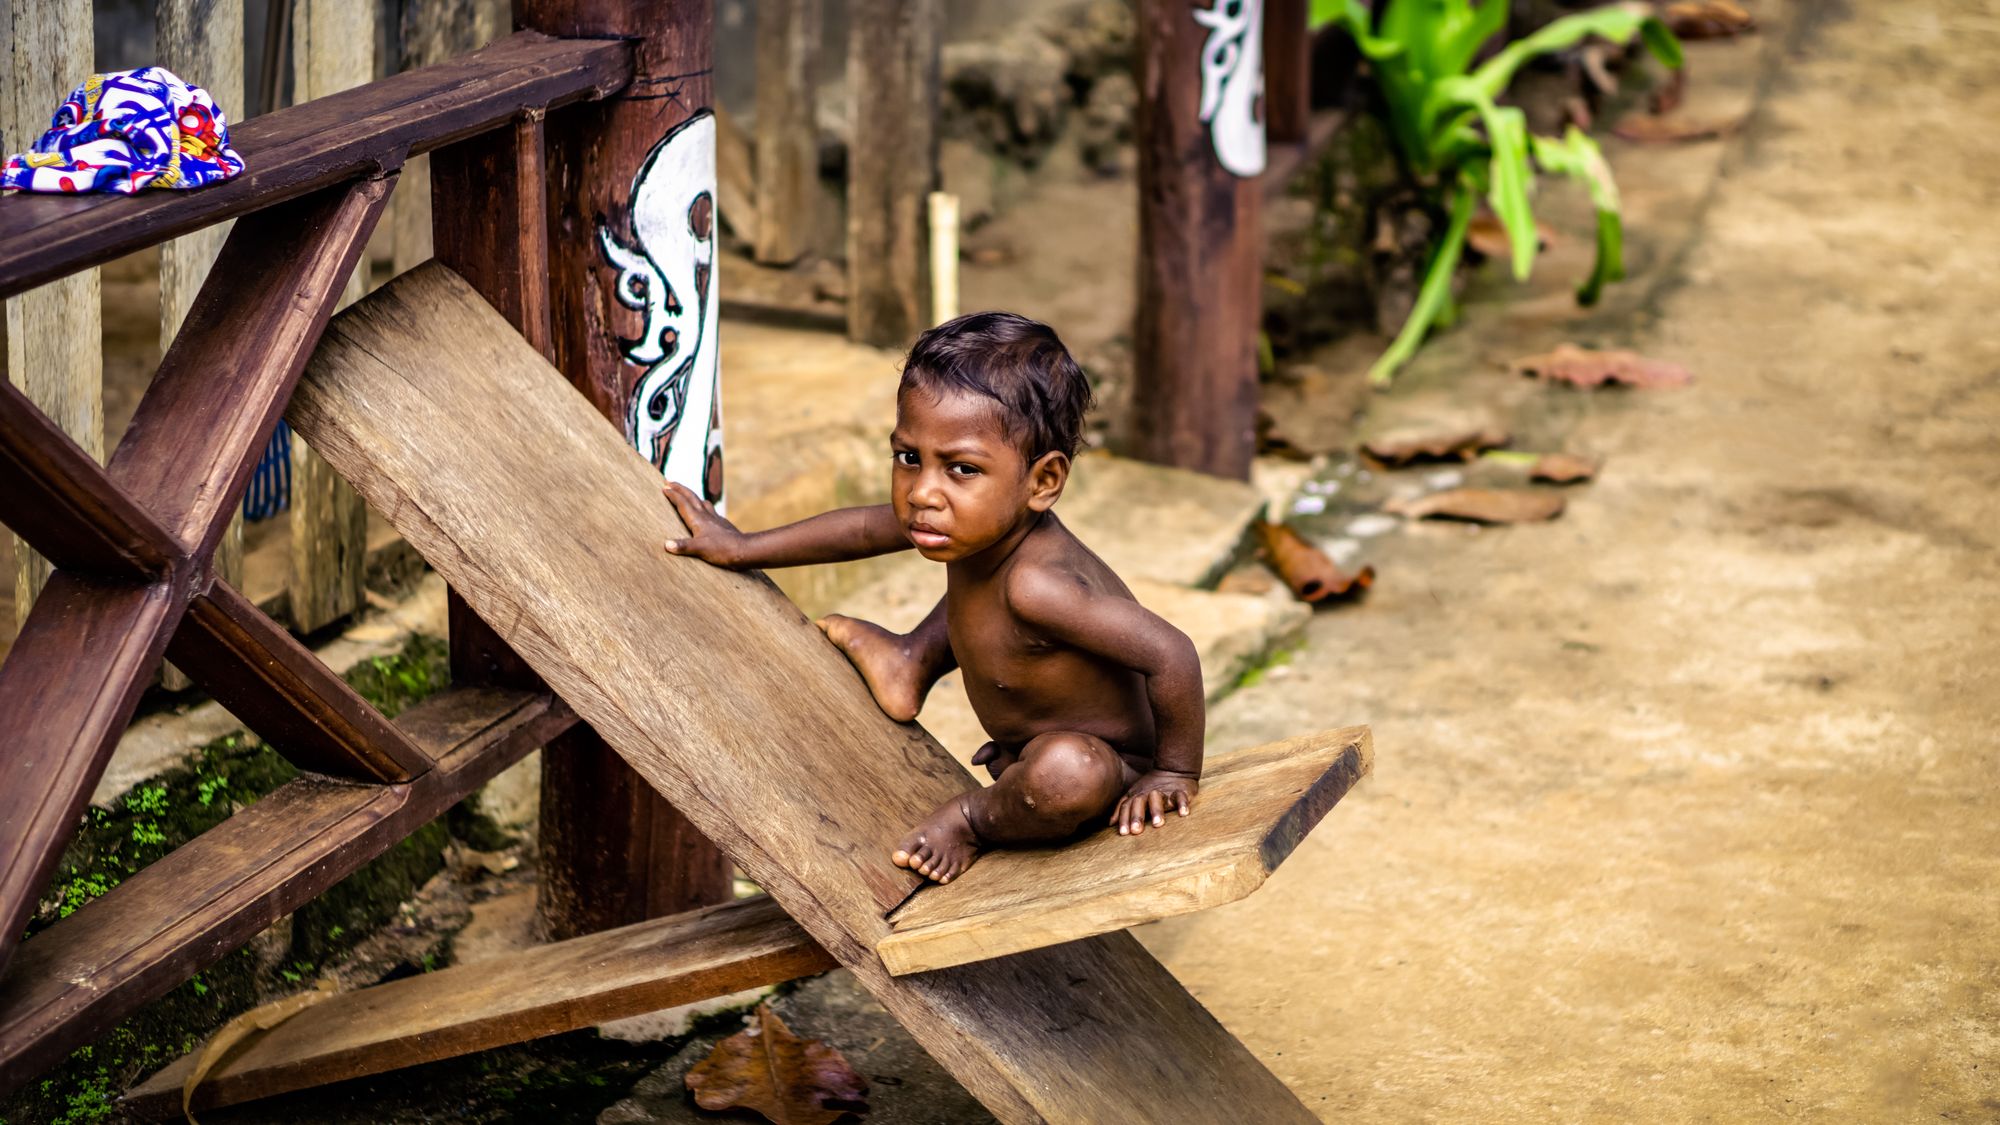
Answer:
[
  {"left": 881, "top": 727, "right": 1372, "bottom": 976},
  {"left": 286, "top": 263, "right": 1317, "bottom": 1124},
  {"left": 123, "top": 895, "right": 834, "bottom": 1117}
]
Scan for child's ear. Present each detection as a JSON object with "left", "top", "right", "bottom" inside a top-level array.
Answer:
[{"left": 1026, "top": 451, "right": 1070, "bottom": 512}]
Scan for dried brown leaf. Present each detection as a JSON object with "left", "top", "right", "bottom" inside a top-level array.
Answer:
[
  {"left": 1530, "top": 452, "right": 1602, "bottom": 483},
  {"left": 1510, "top": 344, "right": 1693, "bottom": 389},
  {"left": 1252, "top": 520, "right": 1375, "bottom": 603},
  {"left": 1465, "top": 215, "right": 1554, "bottom": 261},
  {"left": 1384, "top": 488, "right": 1565, "bottom": 524},
  {"left": 1361, "top": 422, "right": 1510, "bottom": 466},
  {"left": 1612, "top": 113, "right": 1742, "bottom": 143},
  {"left": 685, "top": 1005, "right": 869, "bottom": 1125},
  {"left": 1664, "top": 0, "right": 1756, "bottom": 39}
]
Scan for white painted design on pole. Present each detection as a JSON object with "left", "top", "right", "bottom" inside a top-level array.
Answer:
[
  {"left": 1193, "top": 0, "right": 1266, "bottom": 178},
  {"left": 600, "top": 109, "right": 727, "bottom": 510}
]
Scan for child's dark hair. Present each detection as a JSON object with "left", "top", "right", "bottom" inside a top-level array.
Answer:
[{"left": 900, "top": 311, "right": 1095, "bottom": 460}]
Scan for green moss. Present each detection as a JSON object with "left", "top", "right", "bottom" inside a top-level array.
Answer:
[
  {"left": 342, "top": 633, "right": 450, "bottom": 718},
  {"left": 1235, "top": 640, "right": 1304, "bottom": 691}
]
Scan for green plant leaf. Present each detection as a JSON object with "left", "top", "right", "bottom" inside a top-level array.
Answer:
[
  {"left": 1469, "top": 3, "right": 1681, "bottom": 105},
  {"left": 1531, "top": 127, "right": 1626, "bottom": 304},
  {"left": 1370, "top": 182, "right": 1478, "bottom": 385},
  {"left": 1430, "top": 79, "right": 1536, "bottom": 279}
]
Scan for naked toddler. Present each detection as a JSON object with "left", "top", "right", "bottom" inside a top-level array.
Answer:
[{"left": 663, "top": 312, "right": 1203, "bottom": 883}]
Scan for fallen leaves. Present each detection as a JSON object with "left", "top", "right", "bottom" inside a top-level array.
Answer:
[
  {"left": 1466, "top": 213, "right": 1554, "bottom": 261},
  {"left": 1510, "top": 344, "right": 1694, "bottom": 389},
  {"left": 1361, "top": 422, "right": 1510, "bottom": 466},
  {"left": 1663, "top": 0, "right": 1756, "bottom": 39},
  {"left": 685, "top": 1005, "right": 869, "bottom": 1125},
  {"left": 1384, "top": 488, "right": 1566, "bottom": 524},
  {"left": 1529, "top": 452, "right": 1602, "bottom": 483},
  {"left": 1253, "top": 520, "right": 1374, "bottom": 603},
  {"left": 1612, "top": 113, "right": 1743, "bottom": 143}
]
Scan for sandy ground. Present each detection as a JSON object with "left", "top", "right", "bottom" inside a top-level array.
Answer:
[{"left": 1144, "top": 2, "right": 2000, "bottom": 1120}]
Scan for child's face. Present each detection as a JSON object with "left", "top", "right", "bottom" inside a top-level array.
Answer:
[{"left": 890, "top": 386, "right": 1064, "bottom": 562}]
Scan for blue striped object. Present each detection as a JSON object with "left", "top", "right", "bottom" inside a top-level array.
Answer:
[{"left": 242, "top": 422, "right": 291, "bottom": 520}]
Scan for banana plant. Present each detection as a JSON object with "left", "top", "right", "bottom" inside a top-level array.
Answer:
[{"left": 1309, "top": 0, "right": 1682, "bottom": 383}]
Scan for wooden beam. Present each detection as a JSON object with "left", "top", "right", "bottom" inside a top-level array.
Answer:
[
  {"left": 753, "top": 0, "right": 820, "bottom": 265},
  {"left": 122, "top": 895, "right": 835, "bottom": 1117},
  {"left": 1264, "top": 0, "right": 1310, "bottom": 144},
  {"left": 521, "top": 0, "right": 735, "bottom": 939},
  {"left": 4, "top": 0, "right": 102, "bottom": 627},
  {"left": 880, "top": 727, "right": 1372, "bottom": 975},
  {"left": 0, "top": 31, "right": 632, "bottom": 301},
  {"left": 0, "top": 381, "right": 180, "bottom": 579},
  {"left": 0, "top": 575, "right": 182, "bottom": 985},
  {"left": 1132, "top": 0, "right": 1265, "bottom": 480},
  {"left": 287, "top": 264, "right": 1318, "bottom": 1123},
  {"left": 0, "top": 687, "right": 576, "bottom": 1094},
  {"left": 107, "top": 178, "right": 394, "bottom": 558},
  {"left": 166, "top": 579, "right": 435, "bottom": 782},
  {"left": 845, "top": 0, "right": 940, "bottom": 348},
  {"left": 390, "top": 0, "right": 503, "bottom": 278}
]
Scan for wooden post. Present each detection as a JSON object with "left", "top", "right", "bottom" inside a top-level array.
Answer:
[
  {"left": 518, "top": 0, "right": 733, "bottom": 939},
  {"left": 286, "top": 0, "right": 374, "bottom": 631},
  {"left": 158, "top": 0, "right": 246, "bottom": 689},
  {"left": 753, "top": 0, "right": 819, "bottom": 265},
  {"left": 1264, "top": 0, "right": 1310, "bottom": 145},
  {"left": 1132, "top": 0, "right": 1264, "bottom": 480},
  {"left": 3, "top": 0, "right": 102, "bottom": 629},
  {"left": 845, "top": 0, "right": 940, "bottom": 349},
  {"left": 391, "top": 0, "right": 508, "bottom": 277}
]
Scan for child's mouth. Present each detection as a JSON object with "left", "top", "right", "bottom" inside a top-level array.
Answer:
[{"left": 908, "top": 524, "right": 951, "bottom": 549}]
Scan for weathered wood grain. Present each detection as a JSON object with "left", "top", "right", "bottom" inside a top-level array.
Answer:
[
  {"left": 880, "top": 727, "right": 1373, "bottom": 975},
  {"left": 0, "top": 687, "right": 575, "bottom": 1093},
  {"left": 0, "top": 31, "right": 631, "bottom": 301},
  {"left": 846, "top": 0, "right": 940, "bottom": 348},
  {"left": 121, "top": 895, "right": 835, "bottom": 1117},
  {"left": 754, "top": 0, "right": 820, "bottom": 264},
  {"left": 1265, "top": 0, "right": 1310, "bottom": 144},
  {"left": 167, "top": 579, "right": 434, "bottom": 782},
  {"left": 4, "top": 0, "right": 102, "bottom": 626},
  {"left": 287, "top": 264, "right": 1317, "bottom": 1124}
]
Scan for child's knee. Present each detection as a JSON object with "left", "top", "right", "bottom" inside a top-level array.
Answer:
[{"left": 1015, "top": 733, "right": 1124, "bottom": 826}]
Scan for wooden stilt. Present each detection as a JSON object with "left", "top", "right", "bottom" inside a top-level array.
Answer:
[
  {"left": 846, "top": 0, "right": 941, "bottom": 348},
  {"left": 754, "top": 0, "right": 821, "bottom": 265}
]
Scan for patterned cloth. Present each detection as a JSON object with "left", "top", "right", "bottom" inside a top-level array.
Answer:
[{"left": 2, "top": 67, "right": 244, "bottom": 194}]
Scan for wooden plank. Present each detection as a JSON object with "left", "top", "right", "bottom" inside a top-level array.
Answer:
[
  {"left": 0, "top": 381, "right": 179, "bottom": 578},
  {"left": 1264, "top": 0, "right": 1310, "bottom": 144},
  {"left": 0, "top": 31, "right": 632, "bottom": 301},
  {"left": 4, "top": 0, "right": 101, "bottom": 626},
  {"left": 846, "top": 0, "right": 940, "bottom": 348},
  {"left": 287, "top": 264, "right": 1317, "bottom": 1123},
  {"left": 0, "top": 575, "right": 181, "bottom": 985},
  {"left": 521, "top": 0, "right": 735, "bottom": 939},
  {"left": 753, "top": 0, "right": 820, "bottom": 265},
  {"left": 880, "top": 727, "right": 1372, "bottom": 975},
  {"left": 106, "top": 178, "right": 393, "bottom": 558},
  {"left": 122, "top": 895, "right": 835, "bottom": 1116},
  {"left": 0, "top": 687, "right": 576, "bottom": 1093},
  {"left": 166, "top": 579, "right": 434, "bottom": 782},
  {"left": 1132, "top": 0, "right": 1264, "bottom": 479}
]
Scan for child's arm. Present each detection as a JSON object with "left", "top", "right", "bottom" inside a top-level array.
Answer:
[
  {"left": 663, "top": 482, "right": 911, "bottom": 569},
  {"left": 1005, "top": 568, "right": 1204, "bottom": 837}
]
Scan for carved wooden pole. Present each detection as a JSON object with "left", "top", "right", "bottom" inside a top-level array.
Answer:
[
  {"left": 517, "top": 0, "right": 733, "bottom": 939},
  {"left": 1133, "top": 0, "right": 1265, "bottom": 480}
]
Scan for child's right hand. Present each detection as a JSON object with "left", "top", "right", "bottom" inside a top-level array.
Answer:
[{"left": 663, "top": 481, "right": 750, "bottom": 568}]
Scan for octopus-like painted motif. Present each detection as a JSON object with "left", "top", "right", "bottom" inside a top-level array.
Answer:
[
  {"left": 1193, "top": 0, "right": 1266, "bottom": 178},
  {"left": 600, "top": 109, "right": 727, "bottom": 510}
]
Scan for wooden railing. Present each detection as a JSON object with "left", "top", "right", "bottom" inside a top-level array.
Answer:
[{"left": 0, "top": 28, "right": 626, "bottom": 1090}]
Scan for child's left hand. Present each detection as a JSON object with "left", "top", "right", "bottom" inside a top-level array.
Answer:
[{"left": 1113, "top": 770, "right": 1198, "bottom": 836}]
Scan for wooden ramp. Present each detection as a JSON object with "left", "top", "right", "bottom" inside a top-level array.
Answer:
[{"left": 278, "top": 263, "right": 1357, "bottom": 1123}]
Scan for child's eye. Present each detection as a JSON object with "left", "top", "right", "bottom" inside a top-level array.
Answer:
[
  {"left": 893, "top": 451, "right": 919, "bottom": 467},
  {"left": 948, "top": 462, "right": 980, "bottom": 478}
]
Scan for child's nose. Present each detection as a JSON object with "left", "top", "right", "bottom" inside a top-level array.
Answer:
[{"left": 908, "top": 470, "right": 947, "bottom": 509}]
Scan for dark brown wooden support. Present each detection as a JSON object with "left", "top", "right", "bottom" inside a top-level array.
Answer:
[
  {"left": 1265, "top": 0, "right": 1311, "bottom": 144},
  {"left": 166, "top": 579, "right": 434, "bottom": 782},
  {"left": 1132, "top": 0, "right": 1265, "bottom": 480},
  {"left": 0, "top": 381, "right": 178, "bottom": 579},
  {"left": 0, "top": 31, "right": 631, "bottom": 301},
  {"left": 109, "top": 178, "right": 394, "bottom": 559},
  {"left": 845, "top": 0, "right": 941, "bottom": 348},
  {"left": 0, "top": 576, "right": 184, "bottom": 984},
  {"left": 0, "top": 688, "right": 576, "bottom": 1094}
]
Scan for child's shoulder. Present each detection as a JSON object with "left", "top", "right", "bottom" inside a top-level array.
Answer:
[{"left": 1002, "top": 524, "right": 1127, "bottom": 621}]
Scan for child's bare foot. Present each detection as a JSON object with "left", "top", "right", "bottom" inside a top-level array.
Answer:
[
  {"left": 816, "top": 613, "right": 929, "bottom": 722},
  {"left": 892, "top": 796, "right": 980, "bottom": 883}
]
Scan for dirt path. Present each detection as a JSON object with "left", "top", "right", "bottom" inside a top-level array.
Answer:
[{"left": 1146, "top": 3, "right": 2000, "bottom": 1120}]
